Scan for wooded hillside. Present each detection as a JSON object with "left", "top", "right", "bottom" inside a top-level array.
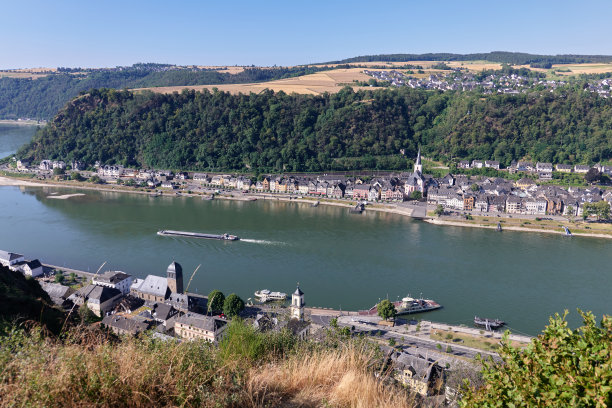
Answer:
[{"left": 17, "top": 86, "right": 612, "bottom": 172}]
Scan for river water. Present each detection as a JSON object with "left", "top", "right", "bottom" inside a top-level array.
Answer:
[{"left": 0, "top": 125, "right": 610, "bottom": 335}]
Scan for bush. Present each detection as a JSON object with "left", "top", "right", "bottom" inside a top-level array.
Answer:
[{"left": 461, "top": 310, "right": 611, "bottom": 407}]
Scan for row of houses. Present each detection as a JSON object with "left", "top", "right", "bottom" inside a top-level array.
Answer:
[{"left": 427, "top": 174, "right": 611, "bottom": 216}]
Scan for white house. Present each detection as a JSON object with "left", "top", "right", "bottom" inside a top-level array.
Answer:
[
  {"left": 92, "top": 270, "right": 133, "bottom": 295},
  {"left": 0, "top": 250, "right": 25, "bottom": 267},
  {"left": 15, "top": 259, "right": 44, "bottom": 277}
]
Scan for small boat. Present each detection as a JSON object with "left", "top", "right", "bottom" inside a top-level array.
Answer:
[
  {"left": 157, "top": 230, "right": 239, "bottom": 241},
  {"left": 254, "top": 289, "right": 287, "bottom": 302},
  {"left": 497, "top": 222, "right": 502, "bottom": 232},
  {"left": 311, "top": 201, "right": 320, "bottom": 207},
  {"left": 474, "top": 316, "right": 506, "bottom": 330},
  {"left": 563, "top": 226, "right": 572, "bottom": 236}
]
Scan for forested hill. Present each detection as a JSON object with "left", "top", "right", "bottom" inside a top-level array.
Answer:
[
  {"left": 0, "top": 64, "right": 334, "bottom": 120},
  {"left": 329, "top": 52, "right": 612, "bottom": 66},
  {"left": 18, "top": 86, "right": 612, "bottom": 172}
]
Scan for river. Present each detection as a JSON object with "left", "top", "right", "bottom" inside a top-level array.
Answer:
[{"left": 0, "top": 125, "right": 610, "bottom": 335}]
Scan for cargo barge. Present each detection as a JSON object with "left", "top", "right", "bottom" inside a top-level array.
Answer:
[{"left": 157, "top": 230, "right": 239, "bottom": 241}]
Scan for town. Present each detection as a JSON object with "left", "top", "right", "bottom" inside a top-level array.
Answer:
[
  {"left": 6, "top": 149, "right": 612, "bottom": 219},
  {"left": 363, "top": 68, "right": 612, "bottom": 98}
]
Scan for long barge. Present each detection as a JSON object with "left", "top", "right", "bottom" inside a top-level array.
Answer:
[{"left": 157, "top": 230, "right": 239, "bottom": 241}]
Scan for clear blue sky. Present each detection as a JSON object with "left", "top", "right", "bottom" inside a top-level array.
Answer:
[{"left": 1, "top": 0, "right": 611, "bottom": 69}]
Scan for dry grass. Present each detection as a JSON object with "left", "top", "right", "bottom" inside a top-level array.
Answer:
[
  {"left": 247, "top": 343, "right": 417, "bottom": 408},
  {"left": 0, "top": 322, "right": 419, "bottom": 408}
]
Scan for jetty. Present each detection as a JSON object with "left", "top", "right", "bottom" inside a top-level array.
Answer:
[{"left": 157, "top": 230, "right": 239, "bottom": 241}]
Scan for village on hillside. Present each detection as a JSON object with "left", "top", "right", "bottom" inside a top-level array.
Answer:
[{"left": 363, "top": 69, "right": 612, "bottom": 97}]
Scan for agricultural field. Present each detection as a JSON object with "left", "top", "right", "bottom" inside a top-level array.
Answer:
[{"left": 132, "top": 67, "right": 374, "bottom": 95}]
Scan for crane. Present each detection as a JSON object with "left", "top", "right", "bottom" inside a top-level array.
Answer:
[{"left": 184, "top": 264, "right": 201, "bottom": 293}]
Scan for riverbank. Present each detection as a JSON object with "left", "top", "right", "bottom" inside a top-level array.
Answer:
[
  {"left": 4, "top": 173, "right": 612, "bottom": 239},
  {"left": 425, "top": 216, "right": 612, "bottom": 239},
  {"left": 0, "top": 174, "right": 418, "bottom": 218}
]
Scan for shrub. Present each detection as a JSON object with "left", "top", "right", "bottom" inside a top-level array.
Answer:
[{"left": 461, "top": 310, "right": 611, "bottom": 407}]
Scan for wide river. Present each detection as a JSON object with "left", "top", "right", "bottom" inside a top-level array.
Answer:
[{"left": 1, "top": 125, "right": 610, "bottom": 335}]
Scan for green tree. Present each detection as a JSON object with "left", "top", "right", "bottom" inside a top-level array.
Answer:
[
  {"left": 470, "top": 183, "right": 480, "bottom": 192},
  {"left": 70, "top": 172, "right": 83, "bottom": 181},
  {"left": 409, "top": 190, "right": 422, "bottom": 200},
  {"left": 52, "top": 167, "right": 64, "bottom": 175},
  {"left": 89, "top": 175, "right": 103, "bottom": 184},
  {"left": 223, "top": 293, "right": 245, "bottom": 318},
  {"left": 54, "top": 271, "right": 64, "bottom": 283},
  {"left": 377, "top": 299, "right": 396, "bottom": 321},
  {"left": 461, "top": 311, "right": 611, "bottom": 408},
  {"left": 583, "top": 201, "right": 611, "bottom": 221},
  {"left": 207, "top": 290, "right": 225, "bottom": 314},
  {"left": 434, "top": 204, "right": 444, "bottom": 216}
]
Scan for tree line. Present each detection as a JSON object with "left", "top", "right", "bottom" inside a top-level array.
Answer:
[
  {"left": 329, "top": 51, "right": 612, "bottom": 65},
  {"left": 16, "top": 85, "right": 612, "bottom": 172}
]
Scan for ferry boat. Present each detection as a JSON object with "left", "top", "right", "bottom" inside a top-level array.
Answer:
[
  {"left": 474, "top": 316, "right": 506, "bottom": 330},
  {"left": 394, "top": 295, "right": 442, "bottom": 315},
  {"left": 254, "top": 289, "right": 287, "bottom": 302},
  {"left": 360, "top": 295, "right": 441, "bottom": 316},
  {"left": 157, "top": 230, "right": 239, "bottom": 241}
]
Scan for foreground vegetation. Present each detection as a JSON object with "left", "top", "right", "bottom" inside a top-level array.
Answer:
[{"left": 17, "top": 84, "right": 612, "bottom": 172}]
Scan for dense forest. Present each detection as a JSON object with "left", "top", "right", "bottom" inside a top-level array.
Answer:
[
  {"left": 0, "top": 64, "right": 336, "bottom": 120},
  {"left": 330, "top": 51, "right": 612, "bottom": 67},
  {"left": 17, "top": 85, "right": 612, "bottom": 172}
]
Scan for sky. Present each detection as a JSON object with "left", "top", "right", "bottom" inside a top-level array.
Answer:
[{"left": 1, "top": 0, "right": 612, "bottom": 69}]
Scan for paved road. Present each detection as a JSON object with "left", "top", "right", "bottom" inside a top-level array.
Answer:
[{"left": 338, "top": 318, "right": 500, "bottom": 361}]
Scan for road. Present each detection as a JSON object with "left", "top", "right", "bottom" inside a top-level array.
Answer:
[{"left": 337, "top": 317, "right": 500, "bottom": 361}]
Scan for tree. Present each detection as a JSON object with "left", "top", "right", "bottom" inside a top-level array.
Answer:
[
  {"left": 409, "top": 191, "right": 422, "bottom": 200},
  {"left": 377, "top": 299, "right": 396, "bottom": 321},
  {"left": 70, "top": 172, "right": 83, "bottom": 181},
  {"left": 585, "top": 168, "right": 601, "bottom": 184},
  {"left": 434, "top": 204, "right": 444, "bottom": 216},
  {"left": 583, "top": 201, "right": 610, "bottom": 221},
  {"left": 223, "top": 293, "right": 245, "bottom": 318},
  {"left": 89, "top": 175, "right": 103, "bottom": 184},
  {"left": 470, "top": 183, "right": 480, "bottom": 192},
  {"left": 207, "top": 290, "right": 225, "bottom": 314},
  {"left": 54, "top": 271, "right": 64, "bottom": 283},
  {"left": 52, "top": 167, "right": 64, "bottom": 175},
  {"left": 461, "top": 311, "right": 611, "bottom": 408}
]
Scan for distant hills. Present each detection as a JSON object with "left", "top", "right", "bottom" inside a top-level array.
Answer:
[{"left": 328, "top": 51, "right": 612, "bottom": 67}]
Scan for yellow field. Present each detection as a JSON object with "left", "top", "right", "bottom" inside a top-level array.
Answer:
[
  {"left": 132, "top": 68, "right": 374, "bottom": 95},
  {"left": 0, "top": 71, "right": 50, "bottom": 79}
]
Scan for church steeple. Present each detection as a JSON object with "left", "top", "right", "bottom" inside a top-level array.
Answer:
[{"left": 414, "top": 147, "right": 422, "bottom": 174}]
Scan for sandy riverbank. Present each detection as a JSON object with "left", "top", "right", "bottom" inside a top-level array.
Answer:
[
  {"left": 425, "top": 217, "right": 612, "bottom": 239},
  {"left": 47, "top": 193, "right": 85, "bottom": 199}
]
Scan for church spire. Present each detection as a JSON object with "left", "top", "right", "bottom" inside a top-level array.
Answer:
[{"left": 414, "top": 147, "right": 422, "bottom": 173}]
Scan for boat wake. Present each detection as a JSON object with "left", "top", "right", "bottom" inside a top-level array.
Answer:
[{"left": 241, "top": 238, "right": 286, "bottom": 245}]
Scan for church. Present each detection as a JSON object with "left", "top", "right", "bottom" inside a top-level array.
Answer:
[
  {"left": 130, "top": 261, "right": 184, "bottom": 303},
  {"left": 403, "top": 148, "right": 426, "bottom": 196}
]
